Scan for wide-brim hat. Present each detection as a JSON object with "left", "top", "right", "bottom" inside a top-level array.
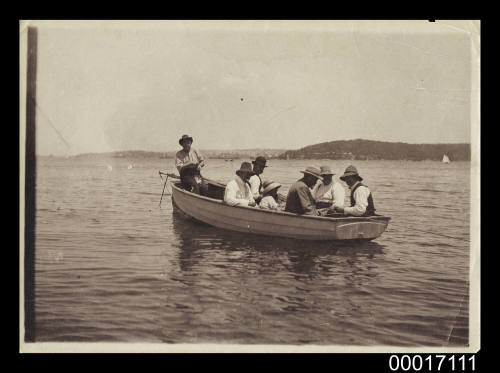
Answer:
[
  {"left": 319, "top": 165, "right": 334, "bottom": 176},
  {"left": 262, "top": 180, "right": 281, "bottom": 195},
  {"left": 252, "top": 156, "right": 268, "bottom": 168},
  {"left": 300, "top": 166, "right": 323, "bottom": 180},
  {"left": 339, "top": 165, "right": 363, "bottom": 181},
  {"left": 236, "top": 162, "right": 253, "bottom": 176},
  {"left": 179, "top": 134, "right": 193, "bottom": 145}
]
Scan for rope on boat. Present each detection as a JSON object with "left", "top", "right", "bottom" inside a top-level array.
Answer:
[{"left": 387, "top": 222, "right": 467, "bottom": 241}]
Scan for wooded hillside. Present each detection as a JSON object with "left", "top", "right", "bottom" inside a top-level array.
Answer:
[{"left": 278, "top": 139, "right": 470, "bottom": 161}]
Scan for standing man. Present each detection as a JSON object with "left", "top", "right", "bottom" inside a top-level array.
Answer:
[
  {"left": 312, "top": 165, "right": 345, "bottom": 209},
  {"left": 249, "top": 156, "right": 267, "bottom": 203},
  {"left": 224, "top": 162, "right": 257, "bottom": 207},
  {"left": 175, "top": 134, "right": 205, "bottom": 194},
  {"left": 333, "top": 165, "right": 376, "bottom": 216},
  {"left": 285, "top": 167, "right": 323, "bottom": 216}
]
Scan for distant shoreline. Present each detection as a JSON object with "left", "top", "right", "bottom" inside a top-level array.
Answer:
[
  {"left": 38, "top": 155, "right": 471, "bottom": 162},
  {"left": 37, "top": 139, "right": 471, "bottom": 162}
]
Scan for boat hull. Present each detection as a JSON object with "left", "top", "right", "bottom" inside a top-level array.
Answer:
[{"left": 171, "top": 182, "right": 390, "bottom": 241}]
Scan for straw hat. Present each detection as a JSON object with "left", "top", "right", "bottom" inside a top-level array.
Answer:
[
  {"left": 262, "top": 180, "right": 281, "bottom": 195},
  {"left": 319, "top": 165, "right": 334, "bottom": 176},
  {"left": 179, "top": 134, "right": 193, "bottom": 145},
  {"left": 300, "top": 166, "right": 323, "bottom": 180},
  {"left": 339, "top": 165, "right": 363, "bottom": 181}
]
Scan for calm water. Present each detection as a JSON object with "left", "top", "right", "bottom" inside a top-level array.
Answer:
[{"left": 33, "top": 157, "right": 470, "bottom": 345}]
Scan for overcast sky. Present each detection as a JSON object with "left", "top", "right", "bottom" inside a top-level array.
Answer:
[{"left": 22, "top": 21, "right": 476, "bottom": 156}]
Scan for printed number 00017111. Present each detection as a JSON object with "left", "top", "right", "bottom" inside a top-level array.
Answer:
[{"left": 389, "top": 355, "right": 475, "bottom": 371}]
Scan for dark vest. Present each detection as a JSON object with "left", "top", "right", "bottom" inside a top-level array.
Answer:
[
  {"left": 252, "top": 173, "right": 263, "bottom": 193},
  {"left": 257, "top": 174, "right": 263, "bottom": 193},
  {"left": 351, "top": 183, "right": 376, "bottom": 216}
]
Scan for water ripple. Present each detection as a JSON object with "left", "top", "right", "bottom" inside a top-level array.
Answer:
[{"left": 34, "top": 158, "right": 470, "bottom": 346}]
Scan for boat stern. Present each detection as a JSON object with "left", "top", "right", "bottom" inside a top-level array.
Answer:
[{"left": 334, "top": 218, "right": 390, "bottom": 240}]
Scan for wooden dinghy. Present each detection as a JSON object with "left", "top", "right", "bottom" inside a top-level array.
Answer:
[{"left": 170, "top": 179, "right": 390, "bottom": 241}]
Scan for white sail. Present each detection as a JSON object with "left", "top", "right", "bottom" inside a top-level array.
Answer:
[{"left": 442, "top": 154, "right": 450, "bottom": 163}]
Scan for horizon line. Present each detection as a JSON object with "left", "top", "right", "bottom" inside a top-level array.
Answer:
[{"left": 35, "top": 138, "right": 472, "bottom": 157}]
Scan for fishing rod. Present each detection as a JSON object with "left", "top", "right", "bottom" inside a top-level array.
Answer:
[
  {"left": 159, "top": 171, "right": 179, "bottom": 179},
  {"left": 158, "top": 171, "right": 180, "bottom": 206},
  {"left": 158, "top": 171, "right": 169, "bottom": 207}
]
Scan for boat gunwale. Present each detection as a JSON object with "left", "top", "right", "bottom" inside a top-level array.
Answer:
[{"left": 171, "top": 181, "right": 391, "bottom": 223}]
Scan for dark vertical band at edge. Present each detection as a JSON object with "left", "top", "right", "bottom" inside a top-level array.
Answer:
[{"left": 24, "top": 25, "right": 37, "bottom": 342}]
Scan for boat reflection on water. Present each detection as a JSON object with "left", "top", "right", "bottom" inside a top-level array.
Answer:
[{"left": 167, "top": 209, "right": 390, "bottom": 344}]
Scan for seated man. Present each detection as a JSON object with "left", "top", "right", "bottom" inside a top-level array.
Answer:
[
  {"left": 332, "top": 165, "right": 376, "bottom": 216},
  {"left": 259, "top": 180, "right": 282, "bottom": 210},
  {"left": 285, "top": 167, "right": 323, "bottom": 216},
  {"left": 175, "top": 134, "right": 205, "bottom": 194},
  {"left": 312, "top": 165, "right": 345, "bottom": 209},
  {"left": 249, "top": 156, "right": 267, "bottom": 203},
  {"left": 224, "top": 162, "right": 257, "bottom": 207}
]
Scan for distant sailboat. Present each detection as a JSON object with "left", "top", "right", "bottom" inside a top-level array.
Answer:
[{"left": 442, "top": 154, "right": 450, "bottom": 164}]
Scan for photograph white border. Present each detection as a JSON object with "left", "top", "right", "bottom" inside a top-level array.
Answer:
[{"left": 19, "top": 19, "right": 481, "bottom": 353}]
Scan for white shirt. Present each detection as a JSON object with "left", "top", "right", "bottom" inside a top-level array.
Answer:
[
  {"left": 259, "top": 195, "right": 279, "bottom": 210},
  {"left": 224, "top": 175, "right": 255, "bottom": 207},
  {"left": 174, "top": 148, "right": 204, "bottom": 173},
  {"left": 312, "top": 180, "right": 345, "bottom": 207},
  {"left": 343, "top": 181, "right": 371, "bottom": 216},
  {"left": 249, "top": 174, "right": 262, "bottom": 199}
]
